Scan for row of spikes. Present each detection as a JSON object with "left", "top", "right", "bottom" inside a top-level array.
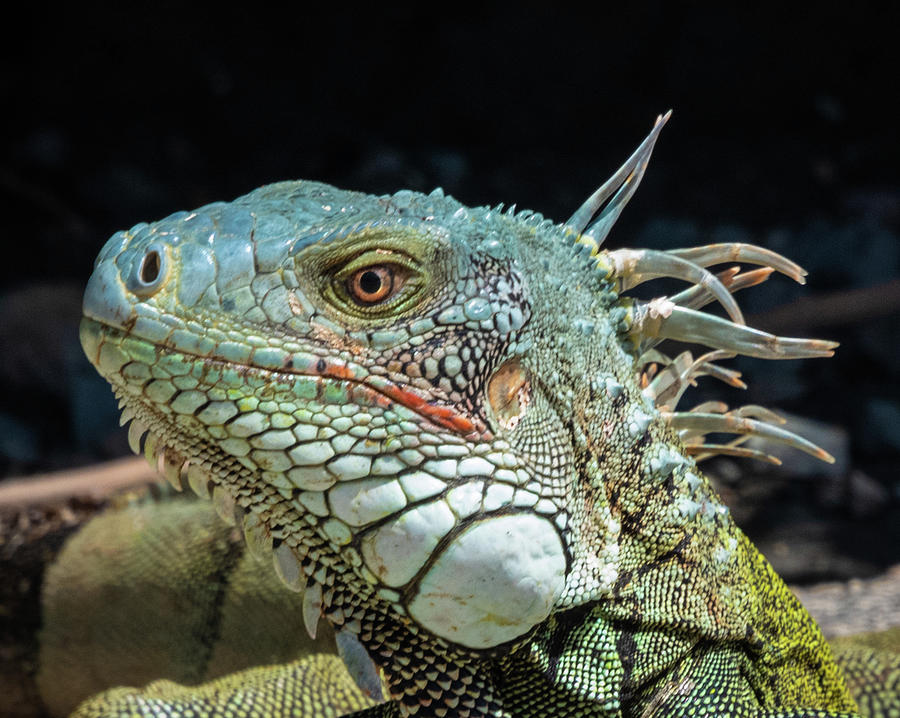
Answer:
[
  {"left": 124, "top": 406, "right": 398, "bottom": 700},
  {"left": 120, "top": 400, "right": 334, "bottom": 634},
  {"left": 121, "top": 395, "right": 394, "bottom": 681},
  {"left": 565, "top": 112, "right": 837, "bottom": 465},
  {"left": 639, "top": 349, "right": 835, "bottom": 465}
]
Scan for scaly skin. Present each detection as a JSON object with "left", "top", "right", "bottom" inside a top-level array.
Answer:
[{"left": 74, "top": 117, "right": 896, "bottom": 716}]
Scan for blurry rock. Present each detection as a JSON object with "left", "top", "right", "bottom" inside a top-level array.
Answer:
[
  {"left": 756, "top": 520, "right": 873, "bottom": 583},
  {"left": 792, "top": 564, "right": 900, "bottom": 637}
]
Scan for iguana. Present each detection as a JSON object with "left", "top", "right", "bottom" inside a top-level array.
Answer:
[{"left": 67, "top": 112, "right": 899, "bottom": 717}]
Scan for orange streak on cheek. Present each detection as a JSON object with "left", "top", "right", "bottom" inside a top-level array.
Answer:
[
  {"left": 320, "top": 363, "right": 356, "bottom": 381},
  {"left": 314, "top": 360, "right": 481, "bottom": 437},
  {"left": 377, "top": 383, "right": 477, "bottom": 434}
]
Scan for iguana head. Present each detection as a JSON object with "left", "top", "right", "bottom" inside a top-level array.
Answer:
[{"left": 80, "top": 114, "right": 836, "bottom": 661}]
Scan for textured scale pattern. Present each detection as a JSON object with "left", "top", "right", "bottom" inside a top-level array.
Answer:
[
  {"left": 72, "top": 116, "right": 900, "bottom": 716},
  {"left": 80, "top": 655, "right": 374, "bottom": 718}
]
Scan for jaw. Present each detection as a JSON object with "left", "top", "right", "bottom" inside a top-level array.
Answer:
[{"left": 80, "top": 316, "right": 571, "bottom": 657}]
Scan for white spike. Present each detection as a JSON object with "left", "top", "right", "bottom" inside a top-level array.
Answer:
[
  {"left": 186, "top": 463, "right": 211, "bottom": 499},
  {"left": 242, "top": 510, "right": 273, "bottom": 561},
  {"left": 161, "top": 451, "right": 185, "bottom": 491},
  {"left": 273, "top": 543, "right": 304, "bottom": 592},
  {"left": 119, "top": 406, "right": 135, "bottom": 427},
  {"left": 687, "top": 443, "right": 783, "bottom": 465},
  {"left": 335, "top": 629, "right": 384, "bottom": 700},
  {"left": 127, "top": 420, "right": 148, "bottom": 455},
  {"left": 668, "top": 267, "right": 737, "bottom": 308},
  {"left": 664, "top": 411, "right": 835, "bottom": 463},
  {"left": 691, "top": 352, "right": 745, "bottom": 389},
  {"left": 143, "top": 432, "right": 162, "bottom": 471},
  {"left": 609, "top": 248, "right": 744, "bottom": 324},
  {"left": 303, "top": 581, "right": 323, "bottom": 640},
  {"left": 667, "top": 243, "right": 807, "bottom": 284},
  {"left": 643, "top": 351, "right": 694, "bottom": 408},
  {"left": 688, "top": 400, "right": 729, "bottom": 414},
  {"left": 670, "top": 267, "right": 774, "bottom": 312},
  {"left": 636, "top": 348, "right": 674, "bottom": 367},
  {"left": 631, "top": 302, "right": 838, "bottom": 359},
  {"left": 565, "top": 111, "right": 671, "bottom": 240},
  {"left": 212, "top": 485, "right": 237, "bottom": 526},
  {"left": 644, "top": 351, "right": 742, "bottom": 412},
  {"left": 733, "top": 405, "right": 786, "bottom": 423}
]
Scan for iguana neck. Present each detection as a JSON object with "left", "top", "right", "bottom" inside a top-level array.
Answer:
[{"left": 531, "top": 351, "right": 852, "bottom": 713}]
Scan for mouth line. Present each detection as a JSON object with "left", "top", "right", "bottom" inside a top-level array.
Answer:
[{"left": 84, "top": 317, "right": 486, "bottom": 439}]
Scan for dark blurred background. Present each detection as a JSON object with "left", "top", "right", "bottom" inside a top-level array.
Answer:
[{"left": 1, "top": 4, "right": 898, "bottom": 580}]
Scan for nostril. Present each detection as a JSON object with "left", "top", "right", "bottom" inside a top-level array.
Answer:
[
  {"left": 140, "top": 250, "right": 161, "bottom": 284},
  {"left": 132, "top": 243, "right": 168, "bottom": 296}
]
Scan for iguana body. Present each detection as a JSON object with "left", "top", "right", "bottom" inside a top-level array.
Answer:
[
  {"left": 72, "top": 115, "right": 898, "bottom": 716},
  {"left": 36, "top": 499, "right": 899, "bottom": 717}
]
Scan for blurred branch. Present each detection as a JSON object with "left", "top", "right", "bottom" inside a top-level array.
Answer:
[
  {"left": 0, "top": 457, "right": 155, "bottom": 508},
  {"left": 749, "top": 279, "right": 900, "bottom": 332}
]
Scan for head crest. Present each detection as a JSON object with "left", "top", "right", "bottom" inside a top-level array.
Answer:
[
  {"left": 564, "top": 110, "right": 671, "bottom": 245},
  {"left": 570, "top": 113, "right": 838, "bottom": 465}
]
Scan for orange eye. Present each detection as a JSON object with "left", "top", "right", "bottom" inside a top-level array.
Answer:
[{"left": 347, "top": 265, "right": 398, "bottom": 305}]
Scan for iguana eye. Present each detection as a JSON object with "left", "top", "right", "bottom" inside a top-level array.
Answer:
[
  {"left": 347, "top": 265, "right": 400, "bottom": 305},
  {"left": 323, "top": 246, "right": 425, "bottom": 319}
]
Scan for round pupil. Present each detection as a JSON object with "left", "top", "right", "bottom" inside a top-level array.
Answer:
[{"left": 359, "top": 269, "right": 384, "bottom": 296}]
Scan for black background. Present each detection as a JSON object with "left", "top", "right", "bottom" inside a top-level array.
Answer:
[{"left": 2, "top": 4, "right": 898, "bottom": 579}]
